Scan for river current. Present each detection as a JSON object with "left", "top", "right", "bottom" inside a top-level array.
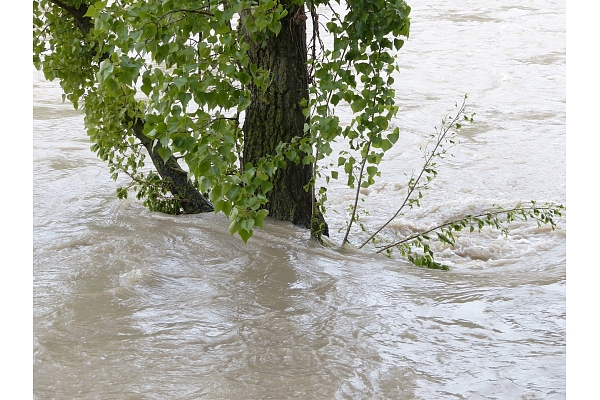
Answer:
[{"left": 33, "top": 0, "right": 566, "bottom": 398}]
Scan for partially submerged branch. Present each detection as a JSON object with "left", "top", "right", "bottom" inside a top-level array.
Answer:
[
  {"left": 338, "top": 95, "right": 564, "bottom": 270},
  {"left": 359, "top": 95, "right": 471, "bottom": 249},
  {"left": 131, "top": 120, "right": 214, "bottom": 214},
  {"left": 376, "top": 202, "right": 565, "bottom": 255}
]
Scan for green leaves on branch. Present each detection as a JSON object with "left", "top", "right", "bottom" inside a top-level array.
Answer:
[
  {"left": 304, "top": 0, "right": 410, "bottom": 244},
  {"left": 376, "top": 202, "right": 566, "bottom": 270},
  {"left": 229, "top": 208, "right": 270, "bottom": 243},
  {"left": 344, "top": 95, "right": 565, "bottom": 270},
  {"left": 358, "top": 96, "right": 472, "bottom": 250},
  {"left": 34, "top": 0, "right": 292, "bottom": 242}
]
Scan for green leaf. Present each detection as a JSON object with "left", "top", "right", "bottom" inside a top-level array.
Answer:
[
  {"left": 271, "top": 21, "right": 282, "bottom": 36},
  {"left": 173, "top": 77, "right": 188, "bottom": 89},
  {"left": 374, "top": 116, "right": 389, "bottom": 131},
  {"left": 83, "top": 5, "right": 98, "bottom": 18},
  {"left": 238, "top": 228, "right": 252, "bottom": 243},
  {"left": 104, "top": 76, "right": 118, "bottom": 92},
  {"left": 387, "top": 128, "right": 400, "bottom": 144},
  {"left": 157, "top": 147, "right": 172, "bottom": 163},
  {"left": 241, "top": 218, "right": 255, "bottom": 232},
  {"left": 351, "top": 98, "right": 367, "bottom": 113},
  {"left": 261, "top": 180, "right": 274, "bottom": 193},
  {"left": 379, "top": 139, "right": 393, "bottom": 151},
  {"left": 437, "top": 232, "right": 454, "bottom": 245},
  {"left": 97, "top": 60, "right": 113, "bottom": 84},
  {"left": 254, "top": 209, "right": 268, "bottom": 228},
  {"left": 238, "top": 71, "right": 251, "bottom": 85},
  {"left": 229, "top": 219, "right": 239, "bottom": 235}
]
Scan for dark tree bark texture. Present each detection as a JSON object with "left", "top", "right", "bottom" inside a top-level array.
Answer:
[{"left": 242, "top": 5, "right": 328, "bottom": 236}]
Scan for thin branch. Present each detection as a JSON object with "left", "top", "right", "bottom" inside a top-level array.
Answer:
[
  {"left": 342, "top": 140, "right": 370, "bottom": 244},
  {"left": 47, "top": 0, "right": 92, "bottom": 35},
  {"left": 375, "top": 204, "right": 562, "bottom": 254},
  {"left": 342, "top": 47, "right": 383, "bottom": 245},
  {"left": 359, "top": 97, "right": 468, "bottom": 249},
  {"left": 47, "top": 0, "right": 84, "bottom": 20},
  {"left": 155, "top": 7, "right": 214, "bottom": 26}
]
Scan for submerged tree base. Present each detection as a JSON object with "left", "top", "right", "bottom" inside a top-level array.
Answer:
[{"left": 242, "top": 4, "right": 327, "bottom": 236}]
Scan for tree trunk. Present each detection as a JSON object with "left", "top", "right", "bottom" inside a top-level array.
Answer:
[{"left": 242, "top": 5, "right": 328, "bottom": 236}]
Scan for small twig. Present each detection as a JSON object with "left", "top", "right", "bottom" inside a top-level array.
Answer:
[
  {"left": 359, "top": 97, "right": 468, "bottom": 249},
  {"left": 342, "top": 140, "right": 371, "bottom": 244}
]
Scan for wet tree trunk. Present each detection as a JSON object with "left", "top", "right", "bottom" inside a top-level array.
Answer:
[
  {"left": 132, "top": 120, "right": 214, "bottom": 214},
  {"left": 242, "top": 5, "right": 328, "bottom": 237}
]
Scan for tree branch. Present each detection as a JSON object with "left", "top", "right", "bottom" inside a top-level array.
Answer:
[
  {"left": 359, "top": 97, "right": 468, "bottom": 249},
  {"left": 375, "top": 204, "right": 563, "bottom": 254},
  {"left": 47, "top": 0, "right": 93, "bottom": 35}
]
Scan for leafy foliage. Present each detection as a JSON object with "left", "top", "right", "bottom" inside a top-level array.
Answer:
[
  {"left": 34, "top": 0, "right": 298, "bottom": 240},
  {"left": 34, "top": 0, "right": 564, "bottom": 268},
  {"left": 339, "top": 96, "right": 565, "bottom": 269},
  {"left": 358, "top": 96, "right": 473, "bottom": 249},
  {"left": 33, "top": 0, "right": 410, "bottom": 242}
]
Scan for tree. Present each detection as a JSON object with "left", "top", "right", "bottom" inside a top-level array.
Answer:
[
  {"left": 33, "top": 0, "right": 564, "bottom": 269},
  {"left": 33, "top": 0, "right": 410, "bottom": 239}
]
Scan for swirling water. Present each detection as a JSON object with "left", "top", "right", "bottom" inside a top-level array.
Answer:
[{"left": 33, "top": 0, "right": 566, "bottom": 398}]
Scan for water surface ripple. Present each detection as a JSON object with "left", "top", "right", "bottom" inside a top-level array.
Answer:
[{"left": 34, "top": 0, "right": 565, "bottom": 398}]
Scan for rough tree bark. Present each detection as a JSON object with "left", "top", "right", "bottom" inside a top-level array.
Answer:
[{"left": 242, "top": 4, "right": 328, "bottom": 236}]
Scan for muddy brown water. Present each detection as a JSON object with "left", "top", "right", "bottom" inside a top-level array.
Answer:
[{"left": 34, "top": 0, "right": 565, "bottom": 398}]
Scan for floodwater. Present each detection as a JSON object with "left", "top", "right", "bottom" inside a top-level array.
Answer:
[{"left": 33, "top": 0, "right": 566, "bottom": 398}]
